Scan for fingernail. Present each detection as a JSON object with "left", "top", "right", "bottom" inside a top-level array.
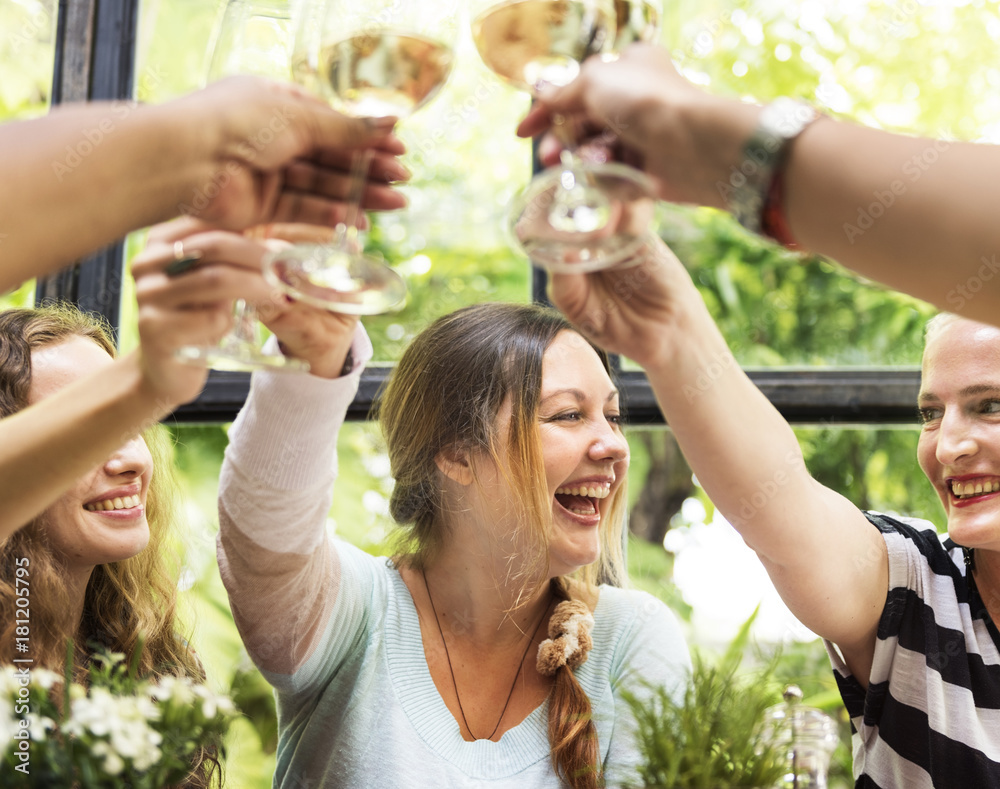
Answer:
[
  {"left": 365, "top": 116, "right": 399, "bottom": 132},
  {"left": 386, "top": 162, "right": 412, "bottom": 182}
]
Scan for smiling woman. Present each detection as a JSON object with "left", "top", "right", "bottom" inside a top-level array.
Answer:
[
  {"left": 217, "top": 301, "right": 691, "bottom": 789},
  {"left": 26, "top": 336, "right": 154, "bottom": 581},
  {"left": 0, "top": 304, "right": 218, "bottom": 787}
]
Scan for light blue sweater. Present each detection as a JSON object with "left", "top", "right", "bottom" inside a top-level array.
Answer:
[{"left": 217, "top": 326, "right": 691, "bottom": 788}]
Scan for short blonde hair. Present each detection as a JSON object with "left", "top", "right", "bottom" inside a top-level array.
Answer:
[{"left": 924, "top": 312, "right": 962, "bottom": 344}]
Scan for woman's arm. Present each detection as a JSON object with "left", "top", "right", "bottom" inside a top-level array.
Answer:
[
  {"left": 548, "top": 239, "right": 888, "bottom": 684},
  {"left": 520, "top": 44, "right": 1000, "bottom": 325},
  {"left": 0, "top": 76, "right": 408, "bottom": 294},
  {"left": 216, "top": 319, "right": 369, "bottom": 681}
]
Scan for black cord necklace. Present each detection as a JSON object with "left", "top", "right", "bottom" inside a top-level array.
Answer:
[{"left": 422, "top": 570, "right": 550, "bottom": 742}]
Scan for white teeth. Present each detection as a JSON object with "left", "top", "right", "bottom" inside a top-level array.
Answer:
[
  {"left": 951, "top": 480, "right": 1000, "bottom": 499},
  {"left": 554, "top": 483, "right": 612, "bottom": 500},
  {"left": 85, "top": 494, "right": 140, "bottom": 512}
]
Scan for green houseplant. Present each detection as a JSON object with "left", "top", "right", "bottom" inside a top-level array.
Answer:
[{"left": 624, "top": 612, "right": 788, "bottom": 789}]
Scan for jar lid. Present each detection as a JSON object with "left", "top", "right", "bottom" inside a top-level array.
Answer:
[{"left": 760, "top": 685, "right": 839, "bottom": 751}]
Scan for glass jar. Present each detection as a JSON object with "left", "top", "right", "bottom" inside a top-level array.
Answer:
[{"left": 760, "top": 685, "right": 840, "bottom": 789}]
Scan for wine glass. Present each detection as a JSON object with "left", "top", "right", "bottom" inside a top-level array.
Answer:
[
  {"left": 176, "top": 0, "right": 308, "bottom": 372},
  {"left": 471, "top": 0, "right": 662, "bottom": 273},
  {"left": 263, "top": 0, "right": 459, "bottom": 314},
  {"left": 610, "top": 0, "right": 662, "bottom": 53}
]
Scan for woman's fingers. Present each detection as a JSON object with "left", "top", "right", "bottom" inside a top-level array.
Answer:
[
  {"left": 134, "top": 230, "right": 269, "bottom": 275},
  {"left": 281, "top": 161, "right": 409, "bottom": 209},
  {"left": 133, "top": 231, "right": 277, "bottom": 309},
  {"left": 299, "top": 147, "right": 410, "bottom": 182}
]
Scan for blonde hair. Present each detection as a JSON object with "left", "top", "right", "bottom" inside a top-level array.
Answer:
[
  {"left": 924, "top": 312, "right": 962, "bottom": 343},
  {"left": 0, "top": 304, "right": 218, "bottom": 787},
  {"left": 376, "top": 302, "right": 628, "bottom": 788}
]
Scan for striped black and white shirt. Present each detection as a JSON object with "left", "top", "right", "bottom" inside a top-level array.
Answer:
[{"left": 825, "top": 511, "right": 1000, "bottom": 788}]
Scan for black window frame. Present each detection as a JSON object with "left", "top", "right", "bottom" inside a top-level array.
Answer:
[{"left": 40, "top": 0, "right": 921, "bottom": 427}]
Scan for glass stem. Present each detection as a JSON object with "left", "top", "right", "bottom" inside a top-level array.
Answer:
[
  {"left": 545, "top": 121, "right": 611, "bottom": 234},
  {"left": 337, "top": 148, "right": 374, "bottom": 254},
  {"left": 228, "top": 300, "right": 260, "bottom": 349}
]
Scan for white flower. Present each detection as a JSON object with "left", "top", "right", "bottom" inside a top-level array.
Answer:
[
  {"left": 30, "top": 669, "right": 62, "bottom": 691},
  {"left": 64, "top": 687, "right": 165, "bottom": 773},
  {"left": 26, "top": 713, "right": 56, "bottom": 743},
  {"left": 7, "top": 658, "right": 237, "bottom": 782},
  {"left": 91, "top": 740, "right": 125, "bottom": 776},
  {"left": 0, "top": 667, "right": 20, "bottom": 698},
  {"left": 0, "top": 708, "right": 17, "bottom": 753}
]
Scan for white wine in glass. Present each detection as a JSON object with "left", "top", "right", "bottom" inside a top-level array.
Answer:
[
  {"left": 266, "top": 0, "right": 458, "bottom": 314},
  {"left": 320, "top": 31, "right": 454, "bottom": 118},
  {"left": 471, "top": 0, "right": 615, "bottom": 93},
  {"left": 472, "top": 0, "right": 662, "bottom": 273}
]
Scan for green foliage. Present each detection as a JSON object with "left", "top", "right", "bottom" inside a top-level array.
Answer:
[
  {"left": 0, "top": 283, "right": 37, "bottom": 313},
  {"left": 668, "top": 0, "right": 1000, "bottom": 141},
  {"left": 0, "top": 0, "right": 54, "bottom": 120},
  {"left": 653, "top": 205, "right": 936, "bottom": 369},
  {"left": 361, "top": 241, "right": 530, "bottom": 362},
  {"left": 626, "top": 536, "right": 691, "bottom": 622},
  {"left": 228, "top": 666, "right": 278, "bottom": 755},
  {"left": 624, "top": 611, "right": 787, "bottom": 789},
  {"left": 796, "top": 426, "right": 943, "bottom": 525}
]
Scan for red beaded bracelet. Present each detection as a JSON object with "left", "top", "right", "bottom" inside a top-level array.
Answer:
[{"left": 760, "top": 167, "right": 802, "bottom": 251}]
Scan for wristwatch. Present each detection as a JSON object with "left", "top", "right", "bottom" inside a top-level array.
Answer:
[{"left": 725, "top": 98, "right": 819, "bottom": 235}]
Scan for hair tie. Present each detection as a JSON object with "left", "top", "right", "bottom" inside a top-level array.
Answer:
[{"left": 536, "top": 600, "right": 594, "bottom": 677}]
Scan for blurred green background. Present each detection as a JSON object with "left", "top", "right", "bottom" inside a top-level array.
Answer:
[{"left": 7, "top": 0, "right": 1000, "bottom": 784}]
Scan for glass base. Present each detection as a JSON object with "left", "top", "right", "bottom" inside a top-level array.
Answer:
[
  {"left": 175, "top": 343, "right": 310, "bottom": 373},
  {"left": 264, "top": 244, "right": 407, "bottom": 315},
  {"left": 509, "top": 162, "right": 657, "bottom": 273}
]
